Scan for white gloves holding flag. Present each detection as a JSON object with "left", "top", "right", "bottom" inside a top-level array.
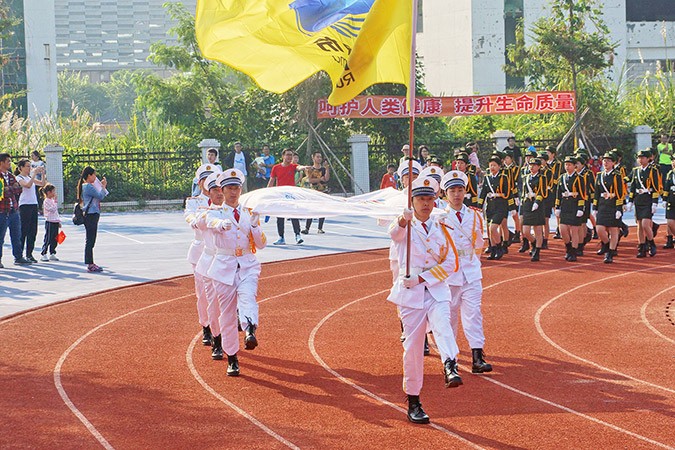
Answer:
[
  {"left": 576, "top": 210, "right": 584, "bottom": 218},
  {"left": 250, "top": 212, "right": 260, "bottom": 227},
  {"left": 221, "top": 219, "right": 232, "bottom": 231},
  {"left": 531, "top": 203, "right": 539, "bottom": 212}
]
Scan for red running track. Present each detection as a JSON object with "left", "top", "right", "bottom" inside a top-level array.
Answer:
[{"left": 1, "top": 240, "right": 674, "bottom": 449}]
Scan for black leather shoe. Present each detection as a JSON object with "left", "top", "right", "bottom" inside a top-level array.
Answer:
[
  {"left": 648, "top": 240, "right": 657, "bottom": 257},
  {"left": 553, "top": 229, "right": 562, "bottom": 239},
  {"left": 471, "top": 349, "right": 493, "bottom": 373},
  {"left": 423, "top": 336, "right": 430, "bottom": 356},
  {"left": 564, "top": 243, "right": 571, "bottom": 261},
  {"left": 596, "top": 242, "right": 609, "bottom": 255},
  {"left": 227, "top": 354, "right": 240, "bottom": 376},
  {"left": 637, "top": 243, "right": 646, "bottom": 258},
  {"left": 530, "top": 247, "right": 540, "bottom": 262},
  {"left": 202, "top": 326, "right": 213, "bottom": 346},
  {"left": 518, "top": 239, "right": 530, "bottom": 253},
  {"left": 568, "top": 247, "right": 578, "bottom": 262},
  {"left": 407, "top": 395, "right": 430, "bottom": 424},
  {"left": 541, "top": 239, "right": 549, "bottom": 250},
  {"left": 443, "top": 358, "right": 463, "bottom": 388},
  {"left": 244, "top": 318, "right": 258, "bottom": 350},
  {"left": 484, "top": 245, "right": 492, "bottom": 255},
  {"left": 14, "top": 257, "right": 31, "bottom": 265},
  {"left": 511, "top": 231, "right": 521, "bottom": 244},
  {"left": 211, "top": 335, "right": 224, "bottom": 360},
  {"left": 577, "top": 243, "right": 585, "bottom": 257},
  {"left": 664, "top": 236, "right": 674, "bottom": 249},
  {"left": 604, "top": 250, "right": 614, "bottom": 263},
  {"left": 620, "top": 222, "right": 629, "bottom": 238}
]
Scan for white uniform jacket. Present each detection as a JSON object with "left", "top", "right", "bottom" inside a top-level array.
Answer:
[
  {"left": 443, "top": 205, "right": 484, "bottom": 286},
  {"left": 205, "top": 205, "right": 267, "bottom": 286},
  {"left": 194, "top": 207, "right": 218, "bottom": 278},
  {"left": 184, "top": 194, "right": 209, "bottom": 265},
  {"left": 387, "top": 216, "right": 459, "bottom": 309}
]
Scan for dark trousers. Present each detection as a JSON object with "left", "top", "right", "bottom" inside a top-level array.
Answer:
[
  {"left": 19, "top": 204, "right": 38, "bottom": 257},
  {"left": 305, "top": 218, "right": 325, "bottom": 230},
  {"left": 660, "top": 164, "right": 671, "bottom": 182},
  {"left": 0, "top": 210, "right": 22, "bottom": 260},
  {"left": 41, "top": 221, "right": 60, "bottom": 255},
  {"left": 277, "top": 217, "right": 300, "bottom": 238},
  {"left": 84, "top": 213, "right": 100, "bottom": 264}
]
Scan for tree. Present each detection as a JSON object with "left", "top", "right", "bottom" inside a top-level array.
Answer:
[
  {"left": 0, "top": 3, "right": 23, "bottom": 109},
  {"left": 505, "top": 0, "right": 620, "bottom": 140}
]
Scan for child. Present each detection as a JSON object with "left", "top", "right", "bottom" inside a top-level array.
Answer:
[
  {"left": 380, "top": 164, "right": 397, "bottom": 189},
  {"left": 40, "top": 183, "right": 62, "bottom": 261}
]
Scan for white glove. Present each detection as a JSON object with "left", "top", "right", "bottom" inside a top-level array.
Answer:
[
  {"left": 576, "top": 210, "right": 584, "bottom": 218},
  {"left": 515, "top": 198, "right": 521, "bottom": 207},
  {"left": 250, "top": 212, "right": 260, "bottom": 226},
  {"left": 554, "top": 209, "right": 561, "bottom": 218},
  {"left": 625, "top": 202, "right": 633, "bottom": 212},
  {"left": 651, "top": 203, "right": 657, "bottom": 214},
  {"left": 403, "top": 208, "right": 413, "bottom": 221},
  {"left": 402, "top": 276, "right": 421, "bottom": 289},
  {"left": 531, "top": 203, "right": 539, "bottom": 212},
  {"left": 615, "top": 210, "right": 622, "bottom": 220},
  {"left": 221, "top": 220, "right": 232, "bottom": 231},
  {"left": 190, "top": 219, "right": 199, "bottom": 230}
]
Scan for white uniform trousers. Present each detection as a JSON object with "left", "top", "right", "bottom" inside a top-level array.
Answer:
[
  {"left": 213, "top": 272, "right": 260, "bottom": 356},
  {"left": 449, "top": 281, "right": 485, "bottom": 349},
  {"left": 398, "top": 290, "right": 459, "bottom": 396},
  {"left": 191, "top": 265, "right": 209, "bottom": 328},
  {"left": 203, "top": 276, "right": 220, "bottom": 337}
]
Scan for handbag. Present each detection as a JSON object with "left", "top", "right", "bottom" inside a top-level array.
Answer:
[{"left": 72, "top": 199, "right": 93, "bottom": 225}]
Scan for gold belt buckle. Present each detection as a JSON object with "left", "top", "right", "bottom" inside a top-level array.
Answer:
[{"left": 235, "top": 247, "right": 243, "bottom": 257}]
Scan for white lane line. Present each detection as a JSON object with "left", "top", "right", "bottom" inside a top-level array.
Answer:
[
  {"left": 262, "top": 257, "right": 386, "bottom": 280},
  {"left": 54, "top": 294, "right": 193, "bottom": 449},
  {"left": 534, "top": 263, "right": 675, "bottom": 395},
  {"left": 640, "top": 285, "right": 675, "bottom": 345},
  {"left": 185, "top": 333, "right": 300, "bottom": 450},
  {"left": 308, "top": 290, "right": 485, "bottom": 450},
  {"left": 99, "top": 229, "right": 145, "bottom": 244}
]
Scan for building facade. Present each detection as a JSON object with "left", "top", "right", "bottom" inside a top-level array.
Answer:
[
  {"left": 417, "top": 0, "right": 675, "bottom": 96},
  {"left": 2, "top": 0, "right": 58, "bottom": 118},
  {"left": 54, "top": 0, "right": 196, "bottom": 82}
]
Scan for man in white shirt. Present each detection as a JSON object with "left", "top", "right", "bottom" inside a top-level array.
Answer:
[
  {"left": 225, "top": 142, "right": 250, "bottom": 193},
  {"left": 441, "top": 170, "right": 492, "bottom": 374},
  {"left": 387, "top": 176, "right": 461, "bottom": 424}
]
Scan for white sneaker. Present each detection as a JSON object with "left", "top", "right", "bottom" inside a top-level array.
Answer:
[
  {"left": 40, "top": 254, "right": 49, "bottom": 262},
  {"left": 49, "top": 254, "right": 60, "bottom": 261}
]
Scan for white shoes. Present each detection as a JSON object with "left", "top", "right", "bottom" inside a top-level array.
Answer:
[
  {"left": 49, "top": 254, "right": 60, "bottom": 261},
  {"left": 41, "top": 254, "right": 60, "bottom": 261},
  {"left": 40, "top": 254, "right": 49, "bottom": 262}
]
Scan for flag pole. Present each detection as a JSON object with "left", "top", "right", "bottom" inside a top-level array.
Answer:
[{"left": 405, "top": 0, "right": 419, "bottom": 279}]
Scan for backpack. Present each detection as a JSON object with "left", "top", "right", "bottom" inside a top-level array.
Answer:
[{"left": 72, "top": 199, "right": 92, "bottom": 225}]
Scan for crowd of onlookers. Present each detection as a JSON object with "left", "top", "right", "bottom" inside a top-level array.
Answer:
[{"left": 1, "top": 152, "right": 109, "bottom": 272}]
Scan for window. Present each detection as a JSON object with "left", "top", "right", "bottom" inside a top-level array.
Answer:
[{"left": 626, "top": 0, "right": 675, "bottom": 22}]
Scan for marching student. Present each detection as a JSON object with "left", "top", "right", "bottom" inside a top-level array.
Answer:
[
  {"left": 453, "top": 153, "right": 479, "bottom": 208},
  {"left": 544, "top": 146, "right": 562, "bottom": 244},
  {"left": 574, "top": 153, "right": 594, "bottom": 256},
  {"left": 193, "top": 172, "right": 226, "bottom": 360},
  {"left": 206, "top": 169, "right": 267, "bottom": 377},
  {"left": 388, "top": 176, "right": 461, "bottom": 424},
  {"left": 519, "top": 158, "right": 547, "bottom": 262},
  {"left": 663, "top": 155, "right": 675, "bottom": 249},
  {"left": 441, "top": 170, "right": 492, "bottom": 374},
  {"left": 628, "top": 149, "right": 663, "bottom": 257},
  {"left": 592, "top": 152, "right": 625, "bottom": 263},
  {"left": 503, "top": 150, "right": 521, "bottom": 245},
  {"left": 185, "top": 164, "right": 221, "bottom": 346},
  {"left": 478, "top": 154, "right": 511, "bottom": 260},
  {"left": 555, "top": 156, "right": 586, "bottom": 261},
  {"left": 389, "top": 159, "right": 423, "bottom": 282}
]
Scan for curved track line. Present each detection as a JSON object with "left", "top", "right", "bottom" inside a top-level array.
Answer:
[
  {"left": 263, "top": 257, "right": 385, "bottom": 280},
  {"left": 185, "top": 333, "right": 300, "bottom": 450},
  {"left": 54, "top": 293, "right": 193, "bottom": 449},
  {"left": 534, "top": 263, "right": 675, "bottom": 395},
  {"left": 640, "top": 285, "right": 675, "bottom": 345},
  {"left": 308, "top": 290, "right": 485, "bottom": 450}
]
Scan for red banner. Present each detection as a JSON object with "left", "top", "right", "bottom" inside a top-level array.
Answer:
[{"left": 316, "top": 91, "right": 576, "bottom": 119}]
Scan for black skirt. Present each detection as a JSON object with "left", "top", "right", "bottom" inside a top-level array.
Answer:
[
  {"left": 486, "top": 197, "right": 508, "bottom": 224},
  {"left": 634, "top": 193, "right": 653, "bottom": 220},
  {"left": 666, "top": 202, "right": 675, "bottom": 220},
  {"left": 559, "top": 197, "right": 582, "bottom": 226},
  {"left": 522, "top": 199, "right": 545, "bottom": 225},
  {"left": 596, "top": 200, "right": 620, "bottom": 227},
  {"left": 543, "top": 193, "right": 555, "bottom": 218}
]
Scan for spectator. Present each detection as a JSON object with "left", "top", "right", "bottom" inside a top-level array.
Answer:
[
  {"left": 399, "top": 144, "right": 411, "bottom": 164},
  {"left": 292, "top": 152, "right": 305, "bottom": 186},
  {"left": 15, "top": 159, "right": 46, "bottom": 262},
  {"left": 417, "top": 145, "right": 430, "bottom": 166},
  {"left": 191, "top": 148, "right": 222, "bottom": 196},
  {"left": 39, "top": 183, "right": 61, "bottom": 261},
  {"left": 657, "top": 133, "right": 673, "bottom": 181},
  {"left": 380, "top": 164, "right": 397, "bottom": 189},
  {"left": 504, "top": 136, "right": 522, "bottom": 167},
  {"left": 251, "top": 144, "right": 275, "bottom": 189},
  {"left": 268, "top": 148, "right": 307, "bottom": 245},
  {"left": 302, "top": 151, "right": 330, "bottom": 235},
  {"left": 30, "top": 150, "right": 45, "bottom": 213},
  {"left": 524, "top": 137, "right": 536, "bottom": 156},
  {"left": 76, "top": 166, "right": 109, "bottom": 272},
  {"left": 224, "top": 141, "right": 251, "bottom": 193},
  {"left": 465, "top": 142, "right": 482, "bottom": 176},
  {"left": 0, "top": 153, "right": 31, "bottom": 266}
]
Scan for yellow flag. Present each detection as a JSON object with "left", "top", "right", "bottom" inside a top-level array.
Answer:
[{"left": 195, "top": 0, "right": 412, "bottom": 106}]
